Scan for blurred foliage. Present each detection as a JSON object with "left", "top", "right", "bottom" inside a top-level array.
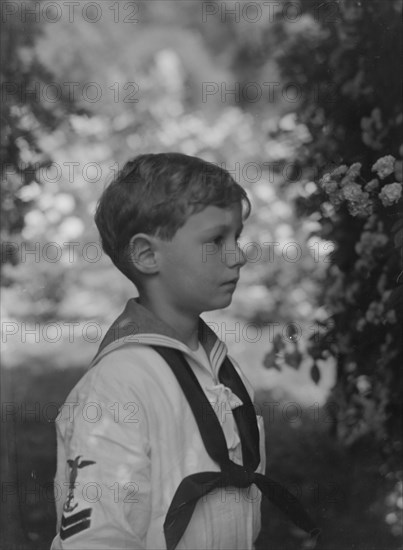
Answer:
[
  {"left": 0, "top": 5, "right": 82, "bottom": 258},
  {"left": 1, "top": 0, "right": 328, "bottom": 332},
  {"left": 269, "top": 0, "right": 403, "bottom": 537}
]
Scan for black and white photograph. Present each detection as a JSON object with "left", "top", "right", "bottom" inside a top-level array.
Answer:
[{"left": 1, "top": 1, "right": 402, "bottom": 549}]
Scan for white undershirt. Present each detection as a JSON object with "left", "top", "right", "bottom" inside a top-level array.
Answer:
[
  {"left": 189, "top": 341, "right": 242, "bottom": 452},
  {"left": 192, "top": 341, "right": 212, "bottom": 372}
]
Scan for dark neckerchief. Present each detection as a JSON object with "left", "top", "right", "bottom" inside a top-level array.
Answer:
[{"left": 152, "top": 345, "right": 321, "bottom": 550}]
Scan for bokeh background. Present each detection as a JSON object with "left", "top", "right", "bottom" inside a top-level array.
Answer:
[{"left": 1, "top": 1, "right": 402, "bottom": 548}]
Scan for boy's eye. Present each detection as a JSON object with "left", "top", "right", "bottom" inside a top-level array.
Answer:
[{"left": 210, "top": 232, "right": 243, "bottom": 245}]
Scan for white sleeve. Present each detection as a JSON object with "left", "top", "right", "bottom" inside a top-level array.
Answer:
[{"left": 51, "top": 361, "right": 151, "bottom": 550}]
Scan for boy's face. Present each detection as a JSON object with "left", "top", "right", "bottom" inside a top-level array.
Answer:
[{"left": 155, "top": 203, "right": 247, "bottom": 314}]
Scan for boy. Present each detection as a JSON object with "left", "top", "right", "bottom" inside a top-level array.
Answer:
[{"left": 51, "top": 153, "right": 318, "bottom": 549}]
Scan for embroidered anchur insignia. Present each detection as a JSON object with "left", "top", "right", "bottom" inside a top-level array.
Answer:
[
  {"left": 60, "top": 508, "right": 92, "bottom": 540},
  {"left": 63, "top": 455, "right": 96, "bottom": 513}
]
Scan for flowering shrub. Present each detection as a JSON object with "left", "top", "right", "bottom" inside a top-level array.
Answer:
[
  {"left": 272, "top": 0, "right": 403, "bottom": 536},
  {"left": 311, "top": 155, "right": 403, "bottom": 536},
  {"left": 319, "top": 156, "right": 402, "bottom": 217},
  {"left": 315, "top": 155, "right": 402, "bottom": 440}
]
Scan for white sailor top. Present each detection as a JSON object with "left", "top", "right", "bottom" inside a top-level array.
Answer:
[{"left": 51, "top": 298, "right": 266, "bottom": 549}]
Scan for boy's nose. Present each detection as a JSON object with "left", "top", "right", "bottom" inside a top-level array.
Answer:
[
  {"left": 223, "top": 242, "right": 247, "bottom": 268},
  {"left": 238, "top": 245, "right": 248, "bottom": 268}
]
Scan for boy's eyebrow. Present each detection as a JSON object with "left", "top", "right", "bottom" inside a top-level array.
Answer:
[{"left": 201, "top": 223, "right": 244, "bottom": 234}]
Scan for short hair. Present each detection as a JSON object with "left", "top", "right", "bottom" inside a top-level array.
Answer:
[{"left": 94, "top": 152, "right": 252, "bottom": 283}]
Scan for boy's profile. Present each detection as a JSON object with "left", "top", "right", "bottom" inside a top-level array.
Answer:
[{"left": 51, "top": 153, "right": 319, "bottom": 549}]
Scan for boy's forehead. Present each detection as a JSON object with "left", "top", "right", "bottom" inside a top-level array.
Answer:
[{"left": 188, "top": 204, "right": 243, "bottom": 230}]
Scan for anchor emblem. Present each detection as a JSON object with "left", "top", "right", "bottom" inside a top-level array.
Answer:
[{"left": 63, "top": 455, "right": 96, "bottom": 513}]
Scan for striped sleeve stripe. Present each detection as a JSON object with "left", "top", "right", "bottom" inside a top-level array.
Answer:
[{"left": 60, "top": 508, "right": 92, "bottom": 540}]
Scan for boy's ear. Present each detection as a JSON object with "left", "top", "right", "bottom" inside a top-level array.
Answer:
[{"left": 128, "top": 234, "right": 159, "bottom": 274}]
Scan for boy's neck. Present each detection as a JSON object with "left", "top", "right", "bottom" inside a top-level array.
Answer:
[{"left": 137, "top": 294, "right": 200, "bottom": 351}]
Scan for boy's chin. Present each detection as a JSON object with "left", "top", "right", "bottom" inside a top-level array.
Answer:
[{"left": 203, "top": 293, "right": 233, "bottom": 312}]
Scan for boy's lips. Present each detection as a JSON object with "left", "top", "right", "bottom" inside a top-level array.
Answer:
[{"left": 221, "top": 277, "right": 239, "bottom": 285}]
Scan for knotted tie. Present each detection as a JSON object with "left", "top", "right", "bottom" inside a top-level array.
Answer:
[{"left": 152, "top": 345, "right": 321, "bottom": 550}]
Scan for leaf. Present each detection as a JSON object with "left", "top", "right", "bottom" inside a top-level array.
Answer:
[
  {"left": 262, "top": 350, "right": 281, "bottom": 371},
  {"left": 272, "top": 333, "right": 285, "bottom": 353},
  {"left": 310, "top": 363, "right": 321, "bottom": 385},
  {"left": 393, "top": 228, "right": 403, "bottom": 249},
  {"left": 284, "top": 348, "right": 303, "bottom": 369},
  {"left": 285, "top": 323, "right": 300, "bottom": 342},
  {"left": 391, "top": 217, "right": 403, "bottom": 233},
  {"left": 384, "top": 286, "right": 403, "bottom": 321},
  {"left": 394, "top": 160, "right": 403, "bottom": 182}
]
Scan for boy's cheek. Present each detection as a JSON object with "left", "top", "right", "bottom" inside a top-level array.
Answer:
[{"left": 201, "top": 243, "right": 220, "bottom": 262}]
